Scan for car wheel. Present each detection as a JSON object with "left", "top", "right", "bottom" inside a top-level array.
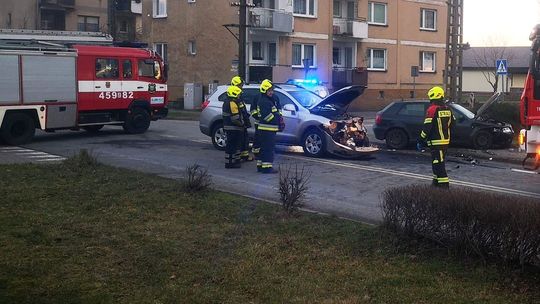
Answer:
[
  {"left": 385, "top": 128, "right": 409, "bottom": 149},
  {"left": 302, "top": 128, "right": 326, "bottom": 157},
  {"left": 83, "top": 125, "right": 104, "bottom": 133},
  {"left": 0, "top": 112, "right": 36, "bottom": 145},
  {"left": 472, "top": 130, "right": 493, "bottom": 149},
  {"left": 211, "top": 123, "right": 227, "bottom": 150},
  {"left": 123, "top": 107, "right": 150, "bottom": 134}
]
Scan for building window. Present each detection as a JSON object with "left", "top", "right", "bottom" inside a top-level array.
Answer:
[
  {"left": 119, "top": 20, "right": 129, "bottom": 33},
  {"left": 366, "top": 48, "right": 386, "bottom": 71},
  {"left": 292, "top": 43, "right": 316, "bottom": 67},
  {"left": 420, "top": 8, "right": 436, "bottom": 30},
  {"left": 77, "top": 16, "right": 99, "bottom": 32},
  {"left": 154, "top": 43, "right": 168, "bottom": 63},
  {"left": 333, "top": 1, "right": 341, "bottom": 17},
  {"left": 293, "top": 0, "right": 316, "bottom": 17},
  {"left": 153, "top": 0, "right": 167, "bottom": 18},
  {"left": 368, "top": 2, "right": 387, "bottom": 25},
  {"left": 420, "top": 51, "right": 436, "bottom": 72},
  {"left": 333, "top": 48, "right": 341, "bottom": 65},
  {"left": 252, "top": 42, "right": 264, "bottom": 61},
  {"left": 268, "top": 43, "right": 277, "bottom": 65},
  {"left": 188, "top": 40, "right": 196, "bottom": 55}
]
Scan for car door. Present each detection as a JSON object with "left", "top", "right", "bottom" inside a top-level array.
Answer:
[
  {"left": 449, "top": 105, "right": 474, "bottom": 145},
  {"left": 396, "top": 102, "right": 428, "bottom": 140},
  {"left": 273, "top": 91, "right": 301, "bottom": 144}
]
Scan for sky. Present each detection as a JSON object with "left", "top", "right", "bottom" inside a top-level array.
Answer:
[{"left": 464, "top": 0, "right": 540, "bottom": 46}]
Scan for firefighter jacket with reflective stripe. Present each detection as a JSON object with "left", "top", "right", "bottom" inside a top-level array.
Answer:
[
  {"left": 250, "top": 94, "right": 261, "bottom": 122},
  {"left": 238, "top": 99, "right": 251, "bottom": 127},
  {"left": 222, "top": 98, "right": 244, "bottom": 131},
  {"left": 420, "top": 103, "right": 455, "bottom": 146},
  {"left": 257, "top": 94, "right": 281, "bottom": 132}
]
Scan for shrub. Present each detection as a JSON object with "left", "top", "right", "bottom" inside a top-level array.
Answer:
[
  {"left": 382, "top": 185, "right": 540, "bottom": 268},
  {"left": 278, "top": 164, "right": 311, "bottom": 215},
  {"left": 183, "top": 164, "right": 212, "bottom": 193}
]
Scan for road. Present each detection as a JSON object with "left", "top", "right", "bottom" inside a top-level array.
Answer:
[{"left": 1, "top": 120, "right": 539, "bottom": 224}]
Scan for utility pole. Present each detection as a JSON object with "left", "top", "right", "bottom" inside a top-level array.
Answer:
[
  {"left": 445, "top": 0, "right": 464, "bottom": 102},
  {"left": 230, "top": 1, "right": 252, "bottom": 80}
]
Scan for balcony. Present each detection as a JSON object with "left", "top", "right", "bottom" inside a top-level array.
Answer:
[
  {"left": 332, "top": 67, "right": 368, "bottom": 89},
  {"left": 332, "top": 18, "right": 368, "bottom": 39},
  {"left": 40, "top": 0, "right": 75, "bottom": 8},
  {"left": 249, "top": 8, "right": 293, "bottom": 33}
]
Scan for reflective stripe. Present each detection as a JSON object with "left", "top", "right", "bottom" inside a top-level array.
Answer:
[
  {"left": 437, "top": 117, "right": 445, "bottom": 140},
  {"left": 252, "top": 148, "right": 260, "bottom": 154},
  {"left": 438, "top": 110, "right": 452, "bottom": 118},
  {"left": 439, "top": 150, "right": 444, "bottom": 162},
  {"left": 428, "top": 139, "right": 450, "bottom": 146},
  {"left": 420, "top": 131, "right": 427, "bottom": 139},
  {"left": 258, "top": 124, "right": 279, "bottom": 131},
  {"left": 437, "top": 177, "right": 450, "bottom": 183},
  {"left": 433, "top": 159, "right": 439, "bottom": 164},
  {"left": 250, "top": 109, "right": 259, "bottom": 115},
  {"left": 261, "top": 162, "right": 272, "bottom": 168},
  {"left": 240, "top": 151, "right": 249, "bottom": 157},
  {"left": 424, "top": 118, "right": 432, "bottom": 124},
  {"left": 271, "top": 106, "right": 277, "bottom": 112},
  {"left": 264, "top": 113, "right": 274, "bottom": 122}
]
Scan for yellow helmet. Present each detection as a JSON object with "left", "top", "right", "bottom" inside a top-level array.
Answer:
[
  {"left": 231, "top": 76, "right": 243, "bottom": 86},
  {"left": 260, "top": 79, "right": 273, "bottom": 93},
  {"left": 227, "top": 85, "right": 242, "bottom": 98},
  {"left": 427, "top": 86, "right": 445, "bottom": 100}
]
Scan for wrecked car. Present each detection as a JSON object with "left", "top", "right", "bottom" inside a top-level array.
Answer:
[
  {"left": 373, "top": 92, "right": 514, "bottom": 149},
  {"left": 200, "top": 84, "right": 378, "bottom": 158}
]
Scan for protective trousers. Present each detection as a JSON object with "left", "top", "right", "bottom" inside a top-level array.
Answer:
[
  {"left": 258, "top": 129, "right": 276, "bottom": 173},
  {"left": 225, "top": 130, "right": 242, "bottom": 168},
  {"left": 252, "top": 124, "right": 262, "bottom": 168},
  {"left": 240, "top": 128, "right": 250, "bottom": 160},
  {"left": 430, "top": 146, "right": 449, "bottom": 187}
]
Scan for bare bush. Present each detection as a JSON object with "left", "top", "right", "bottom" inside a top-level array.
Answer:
[
  {"left": 183, "top": 164, "right": 212, "bottom": 193},
  {"left": 382, "top": 185, "right": 540, "bottom": 268},
  {"left": 63, "top": 149, "right": 98, "bottom": 169},
  {"left": 278, "top": 165, "right": 311, "bottom": 214}
]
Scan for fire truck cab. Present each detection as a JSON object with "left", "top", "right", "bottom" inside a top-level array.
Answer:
[
  {"left": 520, "top": 25, "right": 540, "bottom": 170},
  {"left": 0, "top": 29, "right": 168, "bottom": 145}
]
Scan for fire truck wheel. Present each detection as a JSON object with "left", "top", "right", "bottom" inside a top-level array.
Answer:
[
  {"left": 83, "top": 125, "right": 104, "bottom": 133},
  {"left": 0, "top": 113, "right": 36, "bottom": 145},
  {"left": 123, "top": 108, "right": 151, "bottom": 134}
]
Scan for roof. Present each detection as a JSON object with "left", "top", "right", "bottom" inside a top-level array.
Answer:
[
  {"left": 73, "top": 45, "right": 153, "bottom": 58},
  {"left": 462, "top": 47, "right": 530, "bottom": 72}
]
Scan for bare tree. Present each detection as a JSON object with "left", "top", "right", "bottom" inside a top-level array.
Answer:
[{"left": 471, "top": 46, "right": 514, "bottom": 93}]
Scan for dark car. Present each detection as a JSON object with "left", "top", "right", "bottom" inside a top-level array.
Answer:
[{"left": 373, "top": 93, "right": 514, "bottom": 149}]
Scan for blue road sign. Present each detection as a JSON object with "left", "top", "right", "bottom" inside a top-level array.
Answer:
[{"left": 496, "top": 59, "right": 508, "bottom": 75}]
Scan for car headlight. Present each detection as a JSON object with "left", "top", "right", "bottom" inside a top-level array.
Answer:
[{"left": 502, "top": 127, "right": 512, "bottom": 133}]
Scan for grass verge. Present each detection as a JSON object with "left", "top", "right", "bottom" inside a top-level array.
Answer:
[{"left": 0, "top": 162, "right": 539, "bottom": 303}]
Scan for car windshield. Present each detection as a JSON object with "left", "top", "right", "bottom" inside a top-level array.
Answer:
[
  {"left": 451, "top": 104, "right": 475, "bottom": 119},
  {"left": 287, "top": 90, "right": 323, "bottom": 108}
]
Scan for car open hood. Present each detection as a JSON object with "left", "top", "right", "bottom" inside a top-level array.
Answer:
[
  {"left": 309, "top": 85, "right": 366, "bottom": 110},
  {"left": 475, "top": 92, "right": 503, "bottom": 119}
]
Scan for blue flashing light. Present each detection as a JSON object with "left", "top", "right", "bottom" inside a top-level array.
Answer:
[{"left": 292, "top": 78, "right": 320, "bottom": 86}]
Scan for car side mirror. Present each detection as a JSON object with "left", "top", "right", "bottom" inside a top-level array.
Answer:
[{"left": 283, "top": 104, "right": 297, "bottom": 114}]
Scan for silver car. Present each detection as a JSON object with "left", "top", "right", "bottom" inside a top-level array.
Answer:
[{"left": 199, "top": 84, "right": 377, "bottom": 157}]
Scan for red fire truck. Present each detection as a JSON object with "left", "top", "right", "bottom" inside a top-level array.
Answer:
[
  {"left": 520, "top": 25, "right": 540, "bottom": 170},
  {"left": 0, "top": 30, "right": 168, "bottom": 145}
]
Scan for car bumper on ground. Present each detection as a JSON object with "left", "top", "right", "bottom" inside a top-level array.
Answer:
[
  {"left": 321, "top": 127, "right": 379, "bottom": 158},
  {"left": 373, "top": 126, "right": 386, "bottom": 140}
]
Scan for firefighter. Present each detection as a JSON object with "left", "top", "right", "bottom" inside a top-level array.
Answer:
[
  {"left": 257, "top": 79, "right": 281, "bottom": 173},
  {"left": 223, "top": 85, "right": 245, "bottom": 169},
  {"left": 231, "top": 76, "right": 253, "bottom": 162},
  {"left": 418, "top": 86, "right": 455, "bottom": 188},
  {"left": 251, "top": 91, "right": 262, "bottom": 167}
]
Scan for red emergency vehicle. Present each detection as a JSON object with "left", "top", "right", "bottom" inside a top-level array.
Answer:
[
  {"left": 520, "top": 25, "right": 540, "bottom": 170},
  {"left": 0, "top": 30, "right": 168, "bottom": 145}
]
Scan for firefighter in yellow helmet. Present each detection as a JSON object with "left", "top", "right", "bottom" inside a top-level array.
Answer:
[
  {"left": 222, "top": 85, "right": 245, "bottom": 168},
  {"left": 418, "top": 86, "right": 455, "bottom": 187},
  {"left": 256, "top": 79, "right": 281, "bottom": 173},
  {"left": 230, "top": 76, "right": 254, "bottom": 162}
]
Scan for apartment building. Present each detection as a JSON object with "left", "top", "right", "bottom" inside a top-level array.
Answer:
[
  {"left": 143, "top": 0, "right": 448, "bottom": 109},
  {"left": 0, "top": 0, "right": 141, "bottom": 42}
]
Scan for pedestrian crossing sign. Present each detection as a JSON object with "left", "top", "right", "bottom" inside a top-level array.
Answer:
[{"left": 496, "top": 59, "right": 508, "bottom": 75}]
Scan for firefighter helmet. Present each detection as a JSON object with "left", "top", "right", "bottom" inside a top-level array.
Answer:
[
  {"left": 427, "top": 86, "right": 445, "bottom": 100},
  {"left": 231, "top": 76, "right": 243, "bottom": 86},
  {"left": 260, "top": 79, "right": 273, "bottom": 93},
  {"left": 227, "top": 85, "right": 242, "bottom": 98}
]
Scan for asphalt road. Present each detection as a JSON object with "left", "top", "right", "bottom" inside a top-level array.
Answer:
[{"left": 1, "top": 120, "right": 539, "bottom": 224}]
